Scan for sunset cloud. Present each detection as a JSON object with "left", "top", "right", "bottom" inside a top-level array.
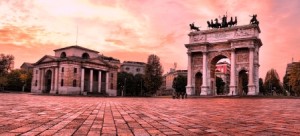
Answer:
[{"left": 0, "top": 0, "right": 300, "bottom": 80}]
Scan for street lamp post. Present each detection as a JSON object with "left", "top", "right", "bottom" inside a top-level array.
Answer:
[
  {"left": 140, "top": 80, "right": 143, "bottom": 96},
  {"left": 124, "top": 78, "right": 126, "bottom": 97}
]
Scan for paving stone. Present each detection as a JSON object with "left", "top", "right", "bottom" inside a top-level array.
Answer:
[{"left": 0, "top": 93, "right": 299, "bottom": 135}]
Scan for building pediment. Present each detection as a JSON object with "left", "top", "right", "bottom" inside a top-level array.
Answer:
[
  {"left": 87, "top": 58, "right": 108, "bottom": 65},
  {"left": 35, "top": 55, "right": 57, "bottom": 64}
]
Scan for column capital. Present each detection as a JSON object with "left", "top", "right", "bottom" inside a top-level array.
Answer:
[
  {"left": 187, "top": 51, "right": 192, "bottom": 55},
  {"left": 230, "top": 48, "right": 236, "bottom": 52}
]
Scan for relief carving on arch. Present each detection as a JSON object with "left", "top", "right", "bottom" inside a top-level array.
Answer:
[
  {"left": 236, "top": 63, "right": 249, "bottom": 72},
  {"left": 189, "top": 45, "right": 205, "bottom": 51},
  {"left": 234, "top": 28, "right": 254, "bottom": 38},
  {"left": 236, "top": 53, "right": 249, "bottom": 63},
  {"left": 191, "top": 35, "right": 205, "bottom": 43},
  {"left": 192, "top": 53, "right": 203, "bottom": 68},
  {"left": 208, "top": 44, "right": 230, "bottom": 51}
]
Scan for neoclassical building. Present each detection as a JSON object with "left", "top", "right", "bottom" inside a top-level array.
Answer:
[
  {"left": 185, "top": 24, "right": 262, "bottom": 96},
  {"left": 120, "top": 61, "right": 146, "bottom": 75},
  {"left": 31, "top": 45, "right": 120, "bottom": 96}
]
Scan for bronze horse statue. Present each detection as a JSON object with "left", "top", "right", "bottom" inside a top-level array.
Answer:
[
  {"left": 227, "top": 16, "right": 237, "bottom": 27},
  {"left": 207, "top": 18, "right": 221, "bottom": 29},
  {"left": 189, "top": 23, "right": 200, "bottom": 31},
  {"left": 207, "top": 17, "right": 236, "bottom": 29},
  {"left": 250, "top": 14, "right": 259, "bottom": 25}
]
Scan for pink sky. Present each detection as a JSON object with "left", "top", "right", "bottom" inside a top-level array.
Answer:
[{"left": 1, "top": 0, "right": 300, "bottom": 81}]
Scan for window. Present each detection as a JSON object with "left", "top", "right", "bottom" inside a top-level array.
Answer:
[
  {"left": 82, "top": 53, "right": 90, "bottom": 59},
  {"left": 111, "top": 73, "right": 113, "bottom": 78},
  {"left": 74, "top": 68, "right": 77, "bottom": 73},
  {"left": 136, "top": 68, "right": 140, "bottom": 72},
  {"left": 73, "top": 80, "right": 77, "bottom": 87},
  {"left": 60, "top": 52, "right": 66, "bottom": 58},
  {"left": 35, "top": 80, "right": 37, "bottom": 86},
  {"left": 36, "top": 70, "right": 38, "bottom": 74},
  {"left": 61, "top": 79, "right": 64, "bottom": 86},
  {"left": 125, "top": 67, "right": 130, "bottom": 71},
  {"left": 110, "top": 83, "right": 113, "bottom": 89},
  {"left": 62, "top": 67, "right": 64, "bottom": 72}
]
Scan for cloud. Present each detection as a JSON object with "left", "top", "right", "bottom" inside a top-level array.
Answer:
[
  {"left": 0, "top": 0, "right": 300, "bottom": 80},
  {"left": 105, "top": 38, "right": 125, "bottom": 46}
]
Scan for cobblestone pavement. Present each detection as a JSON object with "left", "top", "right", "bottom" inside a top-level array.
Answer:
[{"left": 0, "top": 93, "right": 299, "bottom": 136}]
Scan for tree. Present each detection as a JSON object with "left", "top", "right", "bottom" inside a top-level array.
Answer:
[
  {"left": 0, "top": 75, "right": 8, "bottom": 91},
  {"left": 6, "top": 69, "right": 23, "bottom": 91},
  {"left": 216, "top": 77, "right": 225, "bottom": 95},
  {"left": 263, "top": 69, "right": 283, "bottom": 95},
  {"left": 172, "top": 75, "right": 187, "bottom": 93},
  {"left": 0, "top": 54, "right": 14, "bottom": 91},
  {"left": 259, "top": 78, "right": 266, "bottom": 95},
  {"left": 0, "top": 54, "right": 14, "bottom": 75},
  {"left": 135, "top": 74, "right": 145, "bottom": 96},
  {"left": 144, "top": 54, "right": 163, "bottom": 95},
  {"left": 117, "top": 72, "right": 134, "bottom": 96},
  {"left": 288, "top": 65, "right": 300, "bottom": 96},
  {"left": 117, "top": 72, "right": 145, "bottom": 96}
]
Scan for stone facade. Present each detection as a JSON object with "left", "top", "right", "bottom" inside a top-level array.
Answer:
[
  {"left": 120, "top": 61, "right": 146, "bottom": 75},
  {"left": 164, "top": 69, "right": 187, "bottom": 90},
  {"left": 185, "top": 25, "right": 262, "bottom": 96},
  {"left": 31, "top": 45, "right": 120, "bottom": 96},
  {"left": 159, "top": 69, "right": 187, "bottom": 96},
  {"left": 20, "top": 62, "right": 33, "bottom": 72}
]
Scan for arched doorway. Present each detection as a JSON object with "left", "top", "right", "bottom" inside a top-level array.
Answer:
[
  {"left": 45, "top": 70, "right": 52, "bottom": 93},
  {"left": 195, "top": 72, "right": 202, "bottom": 96},
  {"left": 238, "top": 70, "right": 248, "bottom": 95},
  {"left": 210, "top": 55, "right": 231, "bottom": 95}
]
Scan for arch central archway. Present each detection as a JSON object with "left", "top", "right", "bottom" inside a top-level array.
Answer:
[
  {"left": 209, "top": 55, "right": 230, "bottom": 95},
  {"left": 45, "top": 70, "right": 52, "bottom": 93}
]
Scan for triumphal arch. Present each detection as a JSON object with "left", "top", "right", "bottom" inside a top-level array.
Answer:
[{"left": 185, "top": 18, "right": 262, "bottom": 96}]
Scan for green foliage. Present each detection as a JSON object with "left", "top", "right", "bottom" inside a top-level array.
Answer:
[
  {"left": 263, "top": 69, "right": 283, "bottom": 94},
  {"left": 117, "top": 72, "right": 145, "bottom": 96},
  {"left": 0, "top": 75, "right": 8, "bottom": 87},
  {"left": 172, "top": 75, "right": 187, "bottom": 93},
  {"left": 0, "top": 54, "right": 14, "bottom": 75},
  {"left": 0, "top": 69, "right": 32, "bottom": 91},
  {"left": 288, "top": 65, "right": 300, "bottom": 96},
  {"left": 144, "top": 54, "right": 163, "bottom": 95},
  {"left": 6, "top": 69, "right": 23, "bottom": 91},
  {"left": 216, "top": 77, "right": 225, "bottom": 95},
  {"left": 259, "top": 78, "right": 266, "bottom": 95}
]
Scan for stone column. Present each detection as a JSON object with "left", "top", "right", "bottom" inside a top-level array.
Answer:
[
  {"left": 51, "top": 69, "right": 55, "bottom": 92},
  {"left": 81, "top": 68, "right": 85, "bottom": 93},
  {"left": 186, "top": 52, "right": 194, "bottom": 95},
  {"left": 90, "top": 69, "right": 93, "bottom": 92},
  {"left": 248, "top": 48, "right": 256, "bottom": 95},
  {"left": 106, "top": 72, "right": 109, "bottom": 94},
  {"left": 38, "top": 69, "right": 41, "bottom": 90},
  {"left": 230, "top": 49, "right": 237, "bottom": 95},
  {"left": 98, "top": 71, "right": 102, "bottom": 93},
  {"left": 40, "top": 69, "right": 45, "bottom": 92},
  {"left": 54, "top": 67, "right": 58, "bottom": 93},
  {"left": 201, "top": 52, "right": 209, "bottom": 95}
]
